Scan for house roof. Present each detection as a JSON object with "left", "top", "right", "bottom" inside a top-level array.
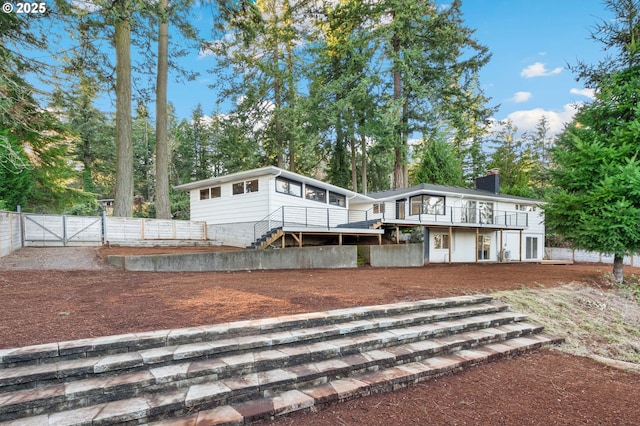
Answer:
[
  {"left": 174, "top": 166, "right": 371, "bottom": 202},
  {"left": 175, "top": 167, "right": 543, "bottom": 204},
  {"left": 366, "top": 183, "right": 542, "bottom": 204}
]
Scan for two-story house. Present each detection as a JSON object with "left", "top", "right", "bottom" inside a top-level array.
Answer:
[{"left": 175, "top": 167, "right": 544, "bottom": 263}]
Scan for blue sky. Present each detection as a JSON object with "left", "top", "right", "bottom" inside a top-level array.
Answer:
[
  {"left": 457, "top": 0, "right": 611, "bottom": 135},
  {"left": 165, "top": 0, "right": 612, "bottom": 135}
]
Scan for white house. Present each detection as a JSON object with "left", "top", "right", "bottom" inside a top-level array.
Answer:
[{"left": 175, "top": 166, "right": 545, "bottom": 263}]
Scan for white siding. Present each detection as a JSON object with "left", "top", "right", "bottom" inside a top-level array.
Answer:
[{"left": 190, "top": 175, "right": 271, "bottom": 224}]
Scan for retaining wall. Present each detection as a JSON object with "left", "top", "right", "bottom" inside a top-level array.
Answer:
[
  {"left": 366, "top": 244, "right": 424, "bottom": 267},
  {"left": 108, "top": 245, "right": 357, "bottom": 272}
]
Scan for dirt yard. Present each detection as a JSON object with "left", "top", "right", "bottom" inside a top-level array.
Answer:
[{"left": 1, "top": 246, "right": 639, "bottom": 425}]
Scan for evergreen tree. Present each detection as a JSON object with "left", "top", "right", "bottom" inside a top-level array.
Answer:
[
  {"left": 486, "top": 120, "right": 533, "bottom": 197},
  {"left": 546, "top": 66, "right": 640, "bottom": 283},
  {"left": 546, "top": 0, "right": 640, "bottom": 283},
  {"left": 410, "top": 138, "right": 464, "bottom": 187},
  {"left": 210, "top": 0, "right": 316, "bottom": 172},
  {"left": 372, "top": 0, "right": 491, "bottom": 188}
]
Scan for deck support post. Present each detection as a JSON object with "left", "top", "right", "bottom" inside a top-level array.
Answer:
[
  {"left": 475, "top": 228, "right": 479, "bottom": 263},
  {"left": 448, "top": 226, "right": 452, "bottom": 264},
  {"left": 395, "top": 226, "right": 400, "bottom": 244},
  {"left": 291, "top": 232, "right": 302, "bottom": 247},
  {"left": 519, "top": 229, "right": 523, "bottom": 262},
  {"left": 500, "top": 229, "right": 504, "bottom": 262}
]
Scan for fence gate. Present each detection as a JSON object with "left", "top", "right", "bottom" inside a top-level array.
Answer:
[{"left": 23, "top": 214, "right": 103, "bottom": 247}]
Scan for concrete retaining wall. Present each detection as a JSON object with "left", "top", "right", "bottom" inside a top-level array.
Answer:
[
  {"left": 108, "top": 245, "right": 358, "bottom": 272},
  {"left": 206, "top": 223, "right": 255, "bottom": 248},
  {"left": 367, "top": 244, "right": 424, "bottom": 267}
]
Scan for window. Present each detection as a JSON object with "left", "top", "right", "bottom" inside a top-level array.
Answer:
[
  {"left": 276, "top": 177, "right": 302, "bottom": 197},
  {"left": 396, "top": 200, "right": 406, "bottom": 220},
  {"left": 201, "top": 186, "right": 221, "bottom": 200},
  {"left": 305, "top": 184, "right": 326, "bottom": 203},
  {"left": 246, "top": 179, "right": 258, "bottom": 193},
  {"left": 232, "top": 182, "right": 244, "bottom": 195},
  {"left": 516, "top": 204, "right": 536, "bottom": 212},
  {"left": 461, "top": 200, "right": 477, "bottom": 223},
  {"left": 434, "top": 234, "right": 449, "bottom": 249},
  {"left": 373, "top": 203, "right": 385, "bottom": 214},
  {"left": 329, "top": 191, "right": 346, "bottom": 207},
  {"left": 233, "top": 180, "right": 259, "bottom": 195},
  {"left": 410, "top": 195, "right": 445, "bottom": 215},
  {"left": 526, "top": 237, "right": 538, "bottom": 259},
  {"left": 478, "top": 235, "right": 491, "bottom": 260},
  {"left": 479, "top": 202, "right": 494, "bottom": 224}
]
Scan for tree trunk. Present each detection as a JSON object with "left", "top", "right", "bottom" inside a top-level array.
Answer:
[
  {"left": 113, "top": 9, "right": 133, "bottom": 218},
  {"left": 349, "top": 126, "right": 357, "bottom": 192},
  {"left": 274, "top": 75, "right": 284, "bottom": 168},
  {"left": 392, "top": 31, "right": 405, "bottom": 190},
  {"left": 155, "top": 0, "right": 171, "bottom": 219},
  {"left": 613, "top": 254, "right": 624, "bottom": 283},
  {"left": 360, "top": 131, "right": 367, "bottom": 195}
]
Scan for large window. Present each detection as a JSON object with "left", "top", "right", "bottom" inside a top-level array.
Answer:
[
  {"left": 329, "top": 191, "right": 346, "bottom": 207},
  {"left": 305, "top": 184, "right": 326, "bottom": 203},
  {"left": 276, "top": 177, "right": 302, "bottom": 197},
  {"left": 410, "top": 195, "right": 445, "bottom": 215},
  {"left": 526, "top": 237, "right": 539, "bottom": 259},
  {"left": 479, "top": 202, "right": 494, "bottom": 224},
  {"left": 461, "top": 200, "right": 477, "bottom": 223},
  {"left": 233, "top": 180, "right": 259, "bottom": 195}
]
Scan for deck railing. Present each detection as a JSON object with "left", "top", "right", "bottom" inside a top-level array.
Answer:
[
  {"left": 253, "top": 206, "right": 376, "bottom": 243},
  {"left": 253, "top": 205, "right": 529, "bottom": 244}
]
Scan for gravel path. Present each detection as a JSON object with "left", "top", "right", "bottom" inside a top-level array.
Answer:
[{"left": 0, "top": 247, "right": 114, "bottom": 270}]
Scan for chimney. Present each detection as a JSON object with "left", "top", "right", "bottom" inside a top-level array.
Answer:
[{"left": 475, "top": 169, "right": 500, "bottom": 193}]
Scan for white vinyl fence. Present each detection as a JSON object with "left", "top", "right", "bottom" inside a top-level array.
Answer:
[
  {"left": 0, "top": 210, "right": 210, "bottom": 257},
  {"left": 0, "top": 211, "right": 21, "bottom": 257},
  {"left": 545, "top": 247, "right": 640, "bottom": 266}
]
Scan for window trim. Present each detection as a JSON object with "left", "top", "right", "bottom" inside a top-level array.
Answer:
[
  {"left": 433, "top": 233, "right": 449, "bottom": 250},
  {"left": 275, "top": 177, "right": 302, "bottom": 197},
  {"left": 232, "top": 179, "right": 259, "bottom": 195},
  {"left": 525, "top": 236, "right": 538, "bottom": 259},
  {"left": 305, "top": 184, "right": 327, "bottom": 203},
  {"left": 410, "top": 194, "right": 445, "bottom": 216},
  {"left": 328, "top": 191, "right": 346, "bottom": 207}
]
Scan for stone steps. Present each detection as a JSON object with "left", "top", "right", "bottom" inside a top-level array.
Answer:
[{"left": 0, "top": 296, "right": 562, "bottom": 425}]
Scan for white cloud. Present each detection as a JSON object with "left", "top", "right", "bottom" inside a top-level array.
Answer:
[
  {"left": 570, "top": 87, "right": 596, "bottom": 99},
  {"left": 520, "top": 62, "right": 563, "bottom": 78},
  {"left": 504, "top": 104, "right": 580, "bottom": 135},
  {"left": 510, "top": 91, "right": 532, "bottom": 103}
]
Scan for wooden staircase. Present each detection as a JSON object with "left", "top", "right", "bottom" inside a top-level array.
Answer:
[
  {"left": 0, "top": 295, "right": 562, "bottom": 425},
  {"left": 249, "top": 228, "right": 285, "bottom": 250}
]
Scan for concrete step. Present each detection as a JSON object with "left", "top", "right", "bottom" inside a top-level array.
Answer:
[
  {"left": 0, "top": 296, "right": 562, "bottom": 425},
  {"left": 0, "top": 295, "right": 496, "bottom": 369},
  {"left": 0, "top": 305, "right": 515, "bottom": 393}
]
